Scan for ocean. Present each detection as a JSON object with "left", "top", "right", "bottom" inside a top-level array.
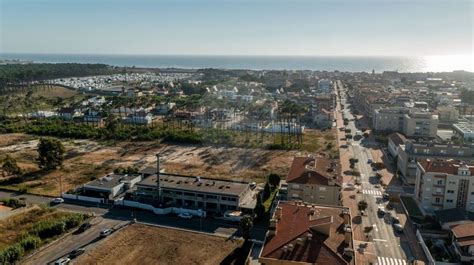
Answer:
[{"left": 0, "top": 53, "right": 472, "bottom": 73}]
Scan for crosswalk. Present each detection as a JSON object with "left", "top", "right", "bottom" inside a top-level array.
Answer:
[
  {"left": 362, "top": 189, "right": 382, "bottom": 196},
  {"left": 377, "top": 256, "right": 407, "bottom": 265}
]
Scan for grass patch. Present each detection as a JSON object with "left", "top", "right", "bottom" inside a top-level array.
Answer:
[{"left": 0, "top": 206, "right": 86, "bottom": 263}]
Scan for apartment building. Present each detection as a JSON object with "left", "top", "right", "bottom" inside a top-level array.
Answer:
[
  {"left": 286, "top": 156, "right": 341, "bottom": 206},
  {"left": 373, "top": 108, "right": 438, "bottom": 138},
  {"left": 414, "top": 159, "right": 474, "bottom": 215},
  {"left": 396, "top": 140, "right": 474, "bottom": 184},
  {"left": 259, "top": 201, "right": 355, "bottom": 265},
  {"left": 403, "top": 112, "right": 439, "bottom": 138}
]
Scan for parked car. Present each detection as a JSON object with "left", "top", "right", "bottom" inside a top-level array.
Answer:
[
  {"left": 382, "top": 193, "right": 390, "bottom": 200},
  {"left": 343, "top": 183, "right": 356, "bottom": 190},
  {"left": 391, "top": 216, "right": 400, "bottom": 224},
  {"left": 100, "top": 229, "right": 112, "bottom": 237},
  {"left": 393, "top": 223, "right": 403, "bottom": 233},
  {"left": 178, "top": 213, "right": 193, "bottom": 219},
  {"left": 367, "top": 159, "right": 373, "bottom": 164},
  {"left": 51, "top": 198, "right": 64, "bottom": 204},
  {"left": 54, "top": 257, "right": 71, "bottom": 265},
  {"left": 69, "top": 248, "right": 85, "bottom": 258},
  {"left": 377, "top": 207, "right": 387, "bottom": 217},
  {"left": 77, "top": 222, "right": 91, "bottom": 233}
]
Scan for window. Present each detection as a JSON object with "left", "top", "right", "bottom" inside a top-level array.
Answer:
[
  {"left": 319, "top": 196, "right": 326, "bottom": 200},
  {"left": 175, "top": 191, "right": 182, "bottom": 195},
  {"left": 446, "top": 199, "right": 453, "bottom": 203},
  {"left": 437, "top": 180, "right": 442, "bottom": 185},
  {"left": 319, "top": 187, "right": 327, "bottom": 191},
  {"left": 435, "top": 197, "right": 441, "bottom": 203},
  {"left": 458, "top": 150, "right": 464, "bottom": 156},
  {"left": 447, "top": 190, "right": 455, "bottom": 194},
  {"left": 292, "top": 184, "right": 300, "bottom": 189}
]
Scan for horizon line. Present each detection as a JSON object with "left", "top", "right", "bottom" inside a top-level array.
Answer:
[{"left": 1, "top": 51, "right": 471, "bottom": 58}]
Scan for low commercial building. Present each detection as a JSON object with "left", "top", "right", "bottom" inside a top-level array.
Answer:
[
  {"left": 387, "top": 132, "right": 407, "bottom": 158},
  {"left": 132, "top": 171, "right": 257, "bottom": 213},
  {"left": 259, "top": 201, "right": 355, "bottom": 265},
  {"left": 396, "top": 140, "right": 474, "bottom": 185},
  {"left": 451, "top": 223, "right": 474, "bottom": 263},
  {"left": 415, "top": 160, "right": 474, "bottom": 214},
  {"left": 77, "top": 173, "right": 142, "bottom": 203},
  {"left": 286, "top": 156, "right": 341, "bottom": 206}
]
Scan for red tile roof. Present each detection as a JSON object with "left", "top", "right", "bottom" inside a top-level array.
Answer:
[
  {"left": 260, "top": 202, "right": 353, "bottom": 265},
  {"left": 418, "top": 160, "right": 474, "bottom": 175},
  {"left": 286, "top": 156, "right": 340, "bottom": 186},
  {"left": 452, "top": 223, "right": 474, "bottom": 246}
]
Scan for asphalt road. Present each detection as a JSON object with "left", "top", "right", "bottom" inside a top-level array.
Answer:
[
  {"left": 21, "top": 217, "right": 127, "bottom": 265},
  {"left": 336, "top": 81, "right": 413, "bottom": 264}
]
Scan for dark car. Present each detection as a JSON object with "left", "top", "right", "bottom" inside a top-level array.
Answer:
[
  {"left": 77, "top": 222, "right": 91, "bottom": 233},
  {"left": 69, "top": 248, "right": 85, "bottom": 259}
]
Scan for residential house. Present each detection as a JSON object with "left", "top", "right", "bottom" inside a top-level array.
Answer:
[
  {"left": 259, "top": 201, "right": 355, "bottom": 265},
  {"left": 286, "top": 156, "right": 341, "bottom": 206},
  {"left": 451, "top": 223, "right": 474, "bottom": 263}
]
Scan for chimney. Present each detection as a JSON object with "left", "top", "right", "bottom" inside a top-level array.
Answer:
[
  {"left": 156, "top": 153, "right": 160, "bottom": 187},
  {"left": 344, "top": 224, "right": 352, "bottom": 244}
]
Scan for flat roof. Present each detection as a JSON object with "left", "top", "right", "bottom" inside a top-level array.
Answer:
[
  {"left": 85, "top": 174, "right": 141, "bottom": 190},
  {"left": 137, "top": 173, "right": 250, "bottom": 197}
]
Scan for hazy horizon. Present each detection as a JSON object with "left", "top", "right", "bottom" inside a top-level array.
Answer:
[{"left": 1, "top": 0, "right": 473, "bottom": 57}]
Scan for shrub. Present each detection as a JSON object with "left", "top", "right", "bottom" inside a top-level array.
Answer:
[
  {"left": 19, "top": 235, "right": 42, "bottom": 252},
  {"left": 0, "top": 198, "right": 26, "bottom": 209}
]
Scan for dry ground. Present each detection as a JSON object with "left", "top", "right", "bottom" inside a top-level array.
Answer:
[
  {"left": 0, "top": 133, "right": 302, "bottom": 196},
  {"left": 76, "top": 224, "right": 242, "bottom": 265}
]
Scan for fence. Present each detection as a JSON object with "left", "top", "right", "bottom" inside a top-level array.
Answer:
[{"left": 63, "top": 193, "right": 104, "bottom": 203}]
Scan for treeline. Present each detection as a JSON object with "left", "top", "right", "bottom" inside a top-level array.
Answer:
[
  {"left": 0, "top": 213, "right": 86, "bottom": 264},
  {"left": 0, "top": 63, "right": 117, "bottom": 90},
  {"left": 0, "top": 118, "right": 298, "bottom": 150}
]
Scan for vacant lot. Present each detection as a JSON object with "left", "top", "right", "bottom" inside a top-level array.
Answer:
[
  {"left": 0, "top": 206, "right": 74, "bottom": 249},
  {"left": 76, "top": 224, "right": 242, "bottom": 265},
  {"left": 0, "top": 133, "right": 301, "bottom": 196}
]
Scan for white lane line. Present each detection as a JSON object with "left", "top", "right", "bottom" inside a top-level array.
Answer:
[
  {"left": 372, "top": 224, "right": 378, "bottom": 232},
  {"left": 373, "top": 238, "right": 387, "bottom": 242}
]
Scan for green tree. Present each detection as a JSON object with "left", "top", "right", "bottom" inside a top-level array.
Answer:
[
  {"left": 254, "top": 194, "right": 265, "bottom": 221},
  {"left": 358, "top": 200, "right": 368, "bottom": 211},
  {"left": 263, "top": 182, "right": 272, "bottom": 200},
  {"left": 268, "top": 173, "right": 281, "bottom": 188},
  {"left": 36, "top": 138, "right": 65, "bottom": 170},
  {"left": 239, "top": 215, "right": 253, "bottom": 241},
  {"left": 1, "top": 155, "right": 22, "bottom": 176}
]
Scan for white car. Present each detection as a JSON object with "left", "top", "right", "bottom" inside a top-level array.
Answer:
[
  {"left": 52, "top": 198, "right": 64, "bottom": 204},
  {"left": 54, "top": 257, "right": 70, "bottom": 265},
  {"left": 100, "top": 229, "right": 112, "bottom": 237},
  {"left": 343, "top": 183, "right": 356, "bottom": 190},
  {"left": 178, "top": 213, "right": 193, "bottom": 219}
]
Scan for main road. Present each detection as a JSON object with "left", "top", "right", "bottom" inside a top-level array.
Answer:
[{"left": 335, "top": 80, "right": 416, "bottom": 265}]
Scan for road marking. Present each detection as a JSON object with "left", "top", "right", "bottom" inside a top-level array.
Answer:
[
  {"left": 372, "top": 224, "right": 378, "bottom": 232},
  {"left": 362, "top": 189, "right": 382, "bottom": 195},
  {"left": 373, "top": 238, "right": 387, "bottom": 242},
  {"left": 377, "top": 256, "right": 407, "bottom": 265}
]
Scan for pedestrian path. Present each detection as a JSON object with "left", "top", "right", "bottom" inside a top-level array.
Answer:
[
  {"left": 362, "top": 189, "right": 382, "bottom": 196},
  {"left": 377, "top": 256, "right": 407, "bottom": 265}
]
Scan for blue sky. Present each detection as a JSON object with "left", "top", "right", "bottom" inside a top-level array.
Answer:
[{"left": 0, "top": 0, "right": 472, "bottom": 56}]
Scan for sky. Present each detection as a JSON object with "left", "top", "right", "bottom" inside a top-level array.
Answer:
[{"left": 0, "top": 0, "right": 472, "bottom": 56}]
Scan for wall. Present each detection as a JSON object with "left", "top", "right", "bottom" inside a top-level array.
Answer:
[{"left": 115, "top": 199, "right": 207, "bottom": 217}]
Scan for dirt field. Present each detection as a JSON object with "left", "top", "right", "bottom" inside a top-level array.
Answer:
[
  {"left": 76, "top": 224, "right": 242, "bottom": 265},
  {"left": 0, "top": 133, "right": 301, "bottom": 196}
]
